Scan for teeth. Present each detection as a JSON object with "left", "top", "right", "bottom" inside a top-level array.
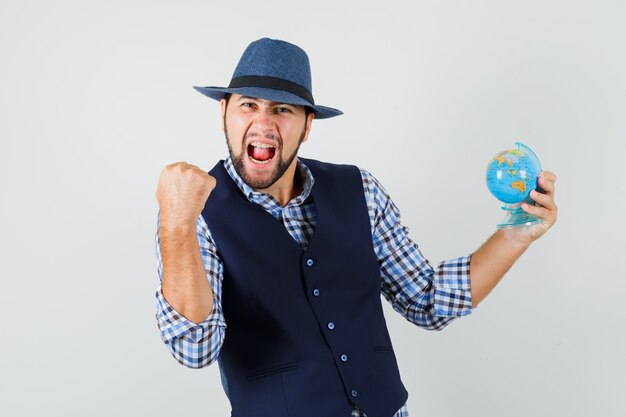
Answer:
[
  {"left": 250, "top": 141, "right": 275, "bottom": 149},
  {"left": 249, "top": 156, "right": 273, "bottom": 164}
]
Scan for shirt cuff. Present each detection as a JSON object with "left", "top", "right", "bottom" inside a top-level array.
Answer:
[
  {"left": 432, "top": 254, "right": 474, "bottom": 317},
  {"left": 155, "top": 286, "right": 226, "bottom": 344}
]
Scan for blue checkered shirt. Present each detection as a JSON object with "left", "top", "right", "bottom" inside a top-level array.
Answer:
[{"left": 155, "top": 157, "right": 474, "bottom": 417}]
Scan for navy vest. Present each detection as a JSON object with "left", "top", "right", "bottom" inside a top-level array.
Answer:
[{"left": 201, "top": 158, "right": 408, "bottom": 417}]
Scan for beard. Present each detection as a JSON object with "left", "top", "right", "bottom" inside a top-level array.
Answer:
[{"left": 225, "top": 120, "right": 307, "bottom": 190}]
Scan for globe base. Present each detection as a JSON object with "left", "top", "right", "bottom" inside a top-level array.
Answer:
[{"left": 496, "top": 203, "right": 542, "bottom": 229}]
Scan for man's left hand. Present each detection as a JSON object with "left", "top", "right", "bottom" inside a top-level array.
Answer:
[{"left": 509, "top": 171, "right": 558, "bottom": 246}]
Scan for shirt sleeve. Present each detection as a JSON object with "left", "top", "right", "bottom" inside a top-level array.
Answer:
[
  {"left": 359, "top": 168, "right": 474, "bottom": 331},
  {"left": 154, "top": 211, "right": 227, "bottom": 368}
]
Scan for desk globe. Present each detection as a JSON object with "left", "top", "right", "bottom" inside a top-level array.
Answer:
[{"left": 486, "top": 142, "right": 543, "bottom": 229}]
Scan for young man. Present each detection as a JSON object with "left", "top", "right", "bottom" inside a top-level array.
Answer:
[{"left": 154, "top": 38, "right": 557, "bottom": 417}]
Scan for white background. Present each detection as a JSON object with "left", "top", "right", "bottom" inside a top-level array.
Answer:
[{"left": 1, "top": 1, "right": 624, "bottom": 416}]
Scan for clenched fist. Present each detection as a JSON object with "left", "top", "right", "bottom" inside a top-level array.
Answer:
[{"left": 156, "top": 162, "right": 216, "bottom": 227}]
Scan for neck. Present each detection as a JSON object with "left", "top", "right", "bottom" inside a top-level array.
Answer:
[{"left": 253, "top": 158, "right": 302, "bottom": 207}]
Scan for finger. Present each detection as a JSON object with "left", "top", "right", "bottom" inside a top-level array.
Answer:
[
  {"left": 540, "top": 171, "right": 557, "bottom": 183},
  {"left": 529, "top": 189, "right": 555, "bottom": 209},
  {"left": 537, "top": 171, "right": 556, "bottom": 194},
  {"left": 522, "top": 201, "right": 556, "bottom": 222}
]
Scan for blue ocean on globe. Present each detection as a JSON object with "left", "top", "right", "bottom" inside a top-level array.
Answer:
[{"left": 486, "top": 148, "right": 541, "bottom": 204}]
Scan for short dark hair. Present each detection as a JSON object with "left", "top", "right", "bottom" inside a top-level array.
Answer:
[{"left": 223, "top": 93, "right": 313, "bottom": 118}]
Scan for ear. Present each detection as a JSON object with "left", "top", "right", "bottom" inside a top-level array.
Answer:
[
  {"left": 220, "top": 98, "right": 226, "bottom": 132},
  {"left": 301, "top": 112, "right": 315, "bottom": 143}
]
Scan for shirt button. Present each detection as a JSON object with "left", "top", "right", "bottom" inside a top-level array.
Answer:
[
  {"left": 327, "top": 322, "right": 335, "bottom": 330},
  {"left": 340, "top": 354, "right": 348, "bottom": 362},
  {"left": 351, "top": 389, "right": 358, "bottom": 397},
  {"left": 306, "top": 258, "right": 314, "bottom": 267},
  {"left": 313, "top": 288, "right": 320, "bottom": 297}
]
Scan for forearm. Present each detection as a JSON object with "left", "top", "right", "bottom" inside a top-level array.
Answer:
[
  {"left": 469, "top": 229, "right": 530, "bottom": 308},
  {"left": 160, "top": 216, "right": 214, "bottom": 324}
]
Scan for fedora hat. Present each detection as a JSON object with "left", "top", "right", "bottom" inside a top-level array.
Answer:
[{"left": 193, "top": 38, "right": 343, "bottom": 119}]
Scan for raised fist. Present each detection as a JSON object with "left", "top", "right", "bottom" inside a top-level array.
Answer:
[{"left": 156, "top": 162, "right": 216, "bottom": 226}]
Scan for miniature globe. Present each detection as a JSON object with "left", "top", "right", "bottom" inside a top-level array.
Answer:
[{"left": 486, "top": 142, "right": 543, "bottom": 228}]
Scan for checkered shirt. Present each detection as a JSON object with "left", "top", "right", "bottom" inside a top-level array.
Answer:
[{"left": 155, "top": 157, "right": 474, "bottom": 417}]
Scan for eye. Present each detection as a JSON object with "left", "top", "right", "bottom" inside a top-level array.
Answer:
[
  {"left": 275, "top": 106, "right": 292, "bottom": 113},
  {"left": 240, "top": 101, "right": 259, "bottom": 111}
]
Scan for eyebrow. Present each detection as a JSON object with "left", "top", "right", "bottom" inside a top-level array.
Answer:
[
  {"left": 236, "top": 95, "right": 257, "bottom": 102},
  {"left": 236, "top": 96, "right": 298, "bottom": 108}
]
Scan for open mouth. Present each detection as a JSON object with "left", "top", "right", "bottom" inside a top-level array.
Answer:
[{"left": 247, "top": 141, "right": 277, "bottom": 165}]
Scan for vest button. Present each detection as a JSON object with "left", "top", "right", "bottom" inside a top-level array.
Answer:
[
  {"left": 351, "top": 389, "right": 358, "bottom": 397},
  {"left": 313, "top": 288, "right": 320, "bottom": 297},
  {"left": 340, "top": 354, "right": 348, "bottom": 362},
  {"left": 327, "top": 322, "right": 335, "bottom": 330},
  {"left": 306, "top": 258, "right": 314, "bottom": 267}
]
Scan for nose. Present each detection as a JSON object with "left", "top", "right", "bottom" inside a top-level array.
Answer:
[{"left": 251, "top": 109, "right": 277, "bottom": 132}]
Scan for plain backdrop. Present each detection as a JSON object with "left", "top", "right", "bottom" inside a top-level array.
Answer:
[{"left": 1, "top": 1, "right": 624, "bottom": 416}]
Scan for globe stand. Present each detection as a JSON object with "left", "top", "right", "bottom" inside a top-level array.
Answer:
[{"left": 497, "top": 202, "right": 542, "bottom": 229}]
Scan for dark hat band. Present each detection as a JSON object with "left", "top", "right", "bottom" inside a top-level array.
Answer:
[{"left": 228, "top": 76, "right": 315, "bottom": 104}]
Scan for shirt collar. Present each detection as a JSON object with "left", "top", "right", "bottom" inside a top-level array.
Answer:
[{"left": 223, "top": 156, "right": 315, "bottom": 207}]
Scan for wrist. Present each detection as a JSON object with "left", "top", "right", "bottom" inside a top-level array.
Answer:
[
  {"left": 498, "top": 228, "right": 532, "bottom": 251},
  {"left": 159, "top": 212, "right": 197, "bottom": 233}
]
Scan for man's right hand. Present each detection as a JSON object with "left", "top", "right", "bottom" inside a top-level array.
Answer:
[
  {"left": 156, "top": 162, "right": 216, "bottom": 325},
  {"left": 156, "top": 162, "right": 216, "bottom": 226}
]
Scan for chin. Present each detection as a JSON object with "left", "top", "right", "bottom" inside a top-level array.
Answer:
[{"left": 241, "top": 167, "right": 279, "bottom": 189}]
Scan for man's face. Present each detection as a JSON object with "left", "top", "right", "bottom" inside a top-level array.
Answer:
[{"left": 221, "top": 94, "right": 314, "bottom": 190}]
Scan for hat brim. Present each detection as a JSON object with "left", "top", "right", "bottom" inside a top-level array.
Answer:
[{"left": 193, "top": 86, "right": 343, "bottom": 119}]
